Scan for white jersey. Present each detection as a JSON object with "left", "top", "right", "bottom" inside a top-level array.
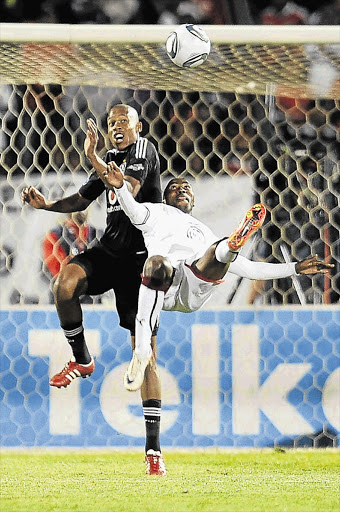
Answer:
[
  {"left": 115, "top": 182, "right": 297, "bottom": 283},
  {"left": 134, "top": 202, "right": 217, "bottom": 268}
]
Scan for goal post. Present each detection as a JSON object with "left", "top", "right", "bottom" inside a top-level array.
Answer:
[{"left": 0, "top": 23, "right": 339, "bottom": 306}]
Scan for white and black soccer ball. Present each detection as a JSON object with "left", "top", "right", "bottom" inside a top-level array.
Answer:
[{"left": 166, "top": 24, "right": 211, "bottom": 68}]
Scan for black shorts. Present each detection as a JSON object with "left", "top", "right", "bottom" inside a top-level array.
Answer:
[{"left": 70, "top": 243, "right": 147, "bottom": 334}]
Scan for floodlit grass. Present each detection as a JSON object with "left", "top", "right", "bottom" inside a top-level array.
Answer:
[{"left": 0, "top": 449, "right": 339, "bottom": 512}]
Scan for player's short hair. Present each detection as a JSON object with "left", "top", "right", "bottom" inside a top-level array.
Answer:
[
  {"left": 163, "top": 178, "right": 176, "bottom": 201},
  {"left": 163, "top": 178, "right": 191, "bottom": 202},
  {"left": 108, "top": 104, "right": 139, "bottom": 122}
]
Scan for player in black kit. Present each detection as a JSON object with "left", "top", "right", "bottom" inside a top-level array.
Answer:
[{"left": 22, "top": 105, "right": 165, "bottom": 473}]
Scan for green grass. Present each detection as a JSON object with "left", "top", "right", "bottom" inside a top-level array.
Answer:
[{"left": 0, "top": 449, "right": 339, "bottom": 512}]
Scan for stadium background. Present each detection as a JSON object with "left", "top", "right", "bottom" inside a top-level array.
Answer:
[{"left": 0, "top": 13, "right": 339, "bottom": 449}]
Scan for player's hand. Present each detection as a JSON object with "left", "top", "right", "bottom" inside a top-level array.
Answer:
[
  {"left": 101, "top": 161, "right": 124, "bottom": 189},
  {"left": 296, "top": 255, "right": 334, "bottom": 275},
  {"left": 21, "top": 186, "right": 47, "bottom": 209},
  {"left": 85, "top": 118, "right": 98, "bottom": 159}
]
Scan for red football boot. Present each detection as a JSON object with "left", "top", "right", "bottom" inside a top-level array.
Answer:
[
  {"left": 228, "top": 203, "right": 266, "bottom": 251},
  {"left": 49, "top": 359, "right": 95, "bottom": 388},
  {"left": 145, "top": 450, "right": 167, "bottom": 476}
]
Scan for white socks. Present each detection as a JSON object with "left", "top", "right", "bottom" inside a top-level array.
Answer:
[
  {"left": 215, "top": 239, "right": 239, "bottom": 264},
  {"left": 135, "top": 284, "right": 164, "bottom": 358}
]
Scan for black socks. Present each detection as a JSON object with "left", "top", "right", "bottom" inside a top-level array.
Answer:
[
  {"left": 143, "top": 399, "right": 161, "bottom": 453},
  {"left": 62, "top": 323, "right": 91, "bottom": 364}
]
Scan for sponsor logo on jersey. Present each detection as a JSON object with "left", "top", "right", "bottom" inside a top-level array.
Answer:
[
  {"left": 126, "top": 163, "right": 144, "bottom": 172},
  {"left": 107, "top": 205, "right": 122, "bottom": 213}
]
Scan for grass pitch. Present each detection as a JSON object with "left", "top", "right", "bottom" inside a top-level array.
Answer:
[{"left": 0, "top": 449, "right": 339, "bottom": 512}]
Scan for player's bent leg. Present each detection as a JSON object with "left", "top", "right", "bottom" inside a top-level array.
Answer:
[
  {"left": 51, "top": 263, "right": 94, "bottom": 387},
  {"left": 54, "top": 263, "right": 88, "bottom": 325},
  {"left": 204, "top": 203, "right": 267, "bottom": 278},
  {"left": 142, "top": 255, "right": 174, "bottom": 291},
  {"left": 192, "top": 205, "right": 266, "bottom": 282}
]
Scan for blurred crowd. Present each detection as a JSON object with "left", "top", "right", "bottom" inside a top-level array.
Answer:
[{"left": 1, "top": 0, "right": 339, "bottom": 25}]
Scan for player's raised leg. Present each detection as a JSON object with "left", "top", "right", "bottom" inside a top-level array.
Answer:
[
  {"left": 228, "top": 203, "right": 266, "bottom": 251},
  {"left": 49, "top": 359, "right": 95, "bottom": 388},
  {"left": 50, "top": 263, "right": 95, "bottom": 388},
  {"left": 193, "top": 203, "right": 266, "bottom": 281}
]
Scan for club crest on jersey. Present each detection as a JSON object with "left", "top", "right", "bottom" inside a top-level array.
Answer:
[
  {"left": 108, "top": 190, "right": 117, "bottom": 205},
  {"left": 106, "top": 160, "right": 125, "bottom": 212},
  {"left": 107, "top": 189, "right": 122, "bottom": 212},
  {"left": 187, "top": 225, "right": 204, "bottom": 241}
]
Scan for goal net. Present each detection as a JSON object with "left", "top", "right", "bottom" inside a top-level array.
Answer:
[{"left": 1, "top": 23, "right": 339, "bottom": 306}]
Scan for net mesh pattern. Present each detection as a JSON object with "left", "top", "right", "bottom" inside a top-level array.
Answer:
[
  {"left": 0, "top": 32, "right": 339, "bottom": 306},
  {"left": 1, "top": 40, "right": 340, "bottom": 98}
]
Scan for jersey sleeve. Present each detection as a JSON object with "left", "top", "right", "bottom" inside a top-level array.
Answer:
[
  {"left": 229, "top": 254, "right": 297, "bottom": 280},
  {"left": 114, "top": 182, "right": 150, "bottom": 226},
  {"left": 124, "top": 138, "right": 155, "bottom": 186},
  {"left": 78, "top": 171, "right": 105, "bottom": 200}
]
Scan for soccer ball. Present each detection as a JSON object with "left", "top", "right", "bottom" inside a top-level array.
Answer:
[{"left": 166, "top": 24, "right": 211, "bottom": 68}]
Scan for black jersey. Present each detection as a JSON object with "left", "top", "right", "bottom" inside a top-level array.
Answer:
[{"left": 79, "top": 137, "right": 161, "bottom": 254}]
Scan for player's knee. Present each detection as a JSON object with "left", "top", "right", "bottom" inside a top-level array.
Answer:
[
  {"left": 54, "top": 265, "right": 87, "bottom": 302},
  {"left": 54, "top": 272, "right": 77, "bottom": 302},
  {"left": 142, "top": 255, "right": 173, "bottom": 291}
]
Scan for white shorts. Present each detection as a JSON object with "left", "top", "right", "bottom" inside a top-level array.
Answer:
[{"left": 162, "top": 262, "right": 223, "bottom": 313}]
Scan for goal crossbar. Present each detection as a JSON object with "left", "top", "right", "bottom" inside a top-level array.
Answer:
[
  {"left": 0, "top": 23, "right": 339, "bottom": 97},
  {"left": 1, "top": 23, "right": 339, "bottom": 44}
]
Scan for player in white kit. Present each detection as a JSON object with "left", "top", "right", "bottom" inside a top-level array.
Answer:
[{"left": 100, "top": 162, "right": 334, "bottom": 395}]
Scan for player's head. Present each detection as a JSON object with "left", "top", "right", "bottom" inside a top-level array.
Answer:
[
  {"left": 163, "top": 178, "right": 194, "bottom": 214},
  {"left": 107, "top": 104, "right": 142, "bottom": 150}
]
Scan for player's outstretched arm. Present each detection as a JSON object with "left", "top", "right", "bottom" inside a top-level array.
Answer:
[
  {"left": 230, "top": 254, "right": 333, "bottom": 280},
  {"left": 296, "top": 255, "right": 334, "bottom": 275},
  {"left": 21, "top": 186, "right": 48, "bottom": 209},
  {"left": 22, "top": 186, "right": 91, "bottom": 213}
]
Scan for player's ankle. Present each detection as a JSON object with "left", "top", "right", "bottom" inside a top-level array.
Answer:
[{"left": 215, "top": 239, "right": 238, "bottom": 264}]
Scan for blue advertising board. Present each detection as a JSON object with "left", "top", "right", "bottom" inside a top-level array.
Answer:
[{"left": 1, "top": 307, "right": 339, "bottom": 447}]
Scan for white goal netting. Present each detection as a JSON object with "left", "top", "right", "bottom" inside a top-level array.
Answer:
[{"left": 0, "top": 24, "right": 339, "bottom": 306}]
